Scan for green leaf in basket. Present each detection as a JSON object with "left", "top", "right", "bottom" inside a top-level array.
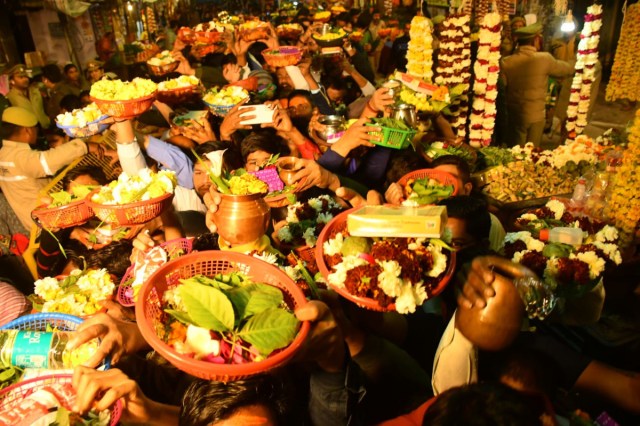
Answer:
[
  {"left": 165, "top": 309, "right": 195, "bottom": 325},
  {"left": 53, "top": 405, "right": 71, "bottom": 426},
  {"left": 49, "top": 190, "right": 73, "bottom": 207},
  {"left": 227, "top": 283, "right": 284, "bottom": 322},
  {"left": 183, "top": 275, "right": 234, "bottom": 291},
  {"left": 179, "top": 282, "right": 235, "bottom": 332},
  {"left": 70, "top": 184, "right": 99, "bottom": 200},
  {"left": 238, "top": 308, "right": 299, "bottom": 356}
]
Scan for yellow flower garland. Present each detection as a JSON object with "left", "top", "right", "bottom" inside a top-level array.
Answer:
[
  {"left": 605, "top": 3, "right": 640, "bottom": 102},
  {"left": 603, "top": 109, "right": 640, "bottom": 247}
]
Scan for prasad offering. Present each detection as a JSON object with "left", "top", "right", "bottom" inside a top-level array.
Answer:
[
  {"left": 91, "top": 169, "right": 176, "bottom": 205},
  {"left": 30, "top": 269, "right": 115, "bottom": 317},
  {"left": 90, "top": 78, "right": 157, "bottom": 119},
  {"left": 135, "top": 252, "right": 310, "bottom": 380},
  {"left": 317, "top": 208, "right": 455, "bottom": 313},
  {"left": 203, "top": 86, "right": 249, "bottom": 116},
  {"left": 0, "top": 375, "right": 119, "bottom": 426},
  {"left": 55, "top": 103, "right": 105, "bottom": 128}
]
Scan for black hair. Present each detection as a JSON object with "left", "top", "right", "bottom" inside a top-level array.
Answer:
[
  {"left": 193, "top": 140, "right": 244, "bottom": 172},
  {"left": 59, "top": 94, "right": 82, "bottom": 112},
  {"left": 42, "top": 64, "right": 63, "bottom": 84},
  {"left": 240, "top": 131, "right": 290, "bottom": 164},
  {"left": 0, "top": 122, "right": 20, "bottom": 140},
  {"left": 191, "top": 232, "right": 220, "bottom": 251},
  {"left": 437, "top": 195, "right": 491, "bottom": 243},
  {"left": 335, "top": 12, "right": 350, "bottom": 23},
  {"left": 385, "top": 148, "right": 429, "bottom": 187},
  {"left": 84, "top": 239, "right": 134, "bottom": 282},
  {"left": 63, "top": 63, "right": 78, "bottom": 74},
  {"left": 430, "top": 155, "right": 471, "bottom": 185},
  {"left": 221, "top": 53, "right": 238, "bottom": 68},
  {"left": 79, "top": 90, "right": 91, "bottom": 99},
  {"left": 286, "top": 89, "right": 313, "bottom": 105},
  {"left": 179, "top": 373, "right": 296, "bottom": 426},
  {"left": 60, "top": 165, "right": 109, "bottom": 191},
  {"left": 356, "top": 12, "right": 373, "bottom": 29},
  {"left": 422, "top": 382, "right": 543, "bottom": 426}
]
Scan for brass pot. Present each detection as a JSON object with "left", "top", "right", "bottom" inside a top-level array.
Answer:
[
  {"left": 277, "top": 156, "right": 298, "bottom": 186},
  {"left": 455, "top": 272, "right": 525, "bottom": 351},
  {"left": 212, "top": 192, "right": 271, "bottom": 245}
]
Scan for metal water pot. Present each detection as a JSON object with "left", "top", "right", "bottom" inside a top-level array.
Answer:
[
  {"left": 390, "top": 103, "right": 417, "bottom": 128},
  {"left": 317, "top": 115, "right": 346, "bottom": 143}
]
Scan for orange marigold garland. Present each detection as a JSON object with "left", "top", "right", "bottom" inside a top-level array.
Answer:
[{"left": 605, "top": 3, "right": 640, "bottom": 103}]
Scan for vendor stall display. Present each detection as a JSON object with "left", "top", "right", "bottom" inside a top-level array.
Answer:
[
  {"left": 605, "top": 3, "right": 640, "bottom": 103},
  {"left": 603, "top": 109, "right": 640, "bottom": 247},
  {"left": 468, "top": 11, "right": 502, "bottom": 147},
  {"left": 565, "top": 4, "right": 603, "bottom": 140}
]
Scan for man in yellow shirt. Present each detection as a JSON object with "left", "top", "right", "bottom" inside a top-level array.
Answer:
[
  {"left": 0, "top": 107, "right": 105, "bottom": 229},
  {"left": 5, "top": 65, "right": 50, "bottom": 129}
]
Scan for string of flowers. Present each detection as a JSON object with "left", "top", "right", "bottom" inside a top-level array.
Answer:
[
  {"left": 565, "top": 3, "right": 603, "bottom": 140},
  {"left": 435, "top": 13, "right": 472, "bottom": 138},
  {"left": 406, "top": 16, "right": 434, "bottom": 83},
  {"left": 603, "top": 108, "right": 640, "bottom": 248},
  {"left": 605, "top": 3, "right": 640, "bottom": 103},
  {"left": 468, "top": 10, "right": 502, "bottom": 147}
]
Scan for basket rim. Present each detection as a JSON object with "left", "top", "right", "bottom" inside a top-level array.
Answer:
[
  {"left": 157, "top": 83, "right": 201, "bottom": 94},
  {"left": 85, "top": 188, "right": 174, "bottom": 210},
  {"left": 90, "top": 92, "right": 157, "bottom": 105},
  {"left": 0, "top": 373, "right": 122, "bottom": 425},
  {"left": 55, "top": 114, "right": 109, "bottom": 130},
  {"left": 0, "top": 312, "right": 82, "bottom": 330},
  {"left": 314, "top": 207, "right": 457, "bottom": 312},
  {"left": 32, "top": 198, "right": 89, "bottom": 215},
  {"left": 134, "top": 251, "right": 311, "bottom": 378},
  {"left": 397, "top": 168, "right": 461, "bottom": 196}
]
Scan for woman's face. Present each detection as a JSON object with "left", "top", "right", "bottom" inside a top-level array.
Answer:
[
  {"left": 66, "top": 66, "right": 80, "bottom": 82},
  {"left": 246, "top": 150, "right": 273, "bottom": 172}
]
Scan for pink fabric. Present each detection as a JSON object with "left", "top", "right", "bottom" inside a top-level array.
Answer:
[{"left": 0, "top": 282, "right": 31, "bottom": 327}]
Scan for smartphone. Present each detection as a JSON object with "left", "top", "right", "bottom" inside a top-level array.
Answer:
[{"left": 239, "top": 104, "right": 275, "bottom": 125}]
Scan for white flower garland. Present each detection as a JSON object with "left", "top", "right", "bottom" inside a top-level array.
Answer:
[
  {"left": 406, "top": 16, "right": 434, "bottom": 83},
  {"left": 565, "top": 4, "right": 603, "bottom": 139},
  {"left": 435, "top": 13, "right": 472, "bottom": 138},
  {"left": 469, "top": 12, "right": 502, "bottom": 147}
]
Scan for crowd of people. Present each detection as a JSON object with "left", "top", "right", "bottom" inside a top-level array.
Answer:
[{"left": 0, "top": 5, "right": 638, "bottom": 426}]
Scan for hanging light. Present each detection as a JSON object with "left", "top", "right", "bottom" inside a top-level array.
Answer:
[
  {"left": 127, "top": 2, "right": 134, "bottom": 12},
  {"left": 561, "top": 10, "right": 576, "bottom": 32}
]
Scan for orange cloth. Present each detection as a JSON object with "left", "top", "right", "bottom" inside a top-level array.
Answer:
[{"left": 376, "top": 397, "right": 436, "bottom": 426}]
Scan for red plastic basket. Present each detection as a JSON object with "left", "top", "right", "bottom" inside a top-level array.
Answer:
[
  {"left": 397, "top": 169, "right": 460, "bottom": 200},
  {"left": 135, "top": 251, "right": 311, "bottom": 381},
  {"left": 227, "top": 76, "right": 259, "bottom": 92},
  {"left": 262, "top": 46, "right": 303, "bottom": 68},
  {"left": 31, "top": 199, "right": 94, "bottom": 229},
  {"left": 86, "top": 189, "right": 174, "bottom": 227},
  {"left": 315, "top": 208, "right": 456, "bottom": 312},
  {"left": 195, "top": 30, "right": 224, "bottom": 44},
  {"left": 91, "top": 92, "right": 157, "bottom": 120},
  {"left": 117, "top": 238, "right": 194, "bottom": 307},
  {"left": 0, "top": 374, "right": 122, "bottom": 425}
]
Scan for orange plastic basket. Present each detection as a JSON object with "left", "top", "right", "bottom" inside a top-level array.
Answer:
[
  {"left": 397, "top": 169, "right": 460, "bottom": 200},
  {"left": 227, "top": 76, "right": 259, "bottom": 92},
  {"left": 146, "top": 60, "right": 179, "bottom": 76},
  {"left": 262, "top": 46, "right": 303, "bottom": 68},
  {"left": 91, "top": 92, "right": 157, "bottom": 120},
  {"left": 31, "top": 199, "right": 94, "bottom": 229},
  {"left": 195, "top": 30, "right": 224, "bottom": 44},
  {"left": 86, "top": 189, "right": 174, "bottom": 226},
  {"left": 135, "top": 251, "right": 311, "bottom": 381},
  {"left": 315, "top": 208, "right": 456, "bottom": 312},
  {"left": 0, "top": 374, "right": 122, "bottom": 425},
  {"left": 156, "top": 85, "right": 202, "bottom": 106}
]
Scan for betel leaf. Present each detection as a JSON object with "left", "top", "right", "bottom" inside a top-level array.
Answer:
[
  {"left": 238, "top": 308, "right": 299, "bottom": 356},
  {"left": 179, "top": 282, "right": 235, "bottom": 332},
  {"left": 53, "top": 406, "right": 71, "bottom": 426},
  {"left": 226, "top": 286, "right": 251, "bottom": 322},
  {"left": 165, "top": 309, "right": 195, "bottom": 325},
  {"left": 184, "top": 276, "right": 234, "bottom": 291},
  {"left": 244, "top": 284, "right": 284, "bottom": 318}
]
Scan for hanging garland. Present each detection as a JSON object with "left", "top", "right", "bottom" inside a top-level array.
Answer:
[
  {"left": 565, "top": 3, "right": 603, "bottom": 140},
  {"left": 435, "top": 13, "right": 472, "bottom": 138},
  {"left": 605, "top": 3, "right": 640, "bottom": 103},
  {"left": 406, "top": 16, "right": 434, "bottom": 83},
  {"left": 468, "top": 10, "right": 502, "bottom": 147}
]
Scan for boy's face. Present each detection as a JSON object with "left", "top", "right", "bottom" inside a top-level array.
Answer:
[{"left": 445, "top": 217, "right": 476, "bottom": 251}]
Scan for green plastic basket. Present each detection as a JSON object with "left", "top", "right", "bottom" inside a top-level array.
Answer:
[{"left": 365, "top": 123, "right": 416, "bottom": 149}]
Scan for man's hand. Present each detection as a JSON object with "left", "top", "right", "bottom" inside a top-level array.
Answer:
[
  {"left": 288, "top": 158, "right": 340, "bottom": 192},
  {"left": 222, "top": 63, "right": 242, "bottom": 83},
  {"left": 219, "top": 98, "right": 252, "bottom": 140},
  {"left": 295, "top": 300, "right": 345, "bottom": 372},
  {"left": 171, "top": 50, "right": 195, "bottom": 75},
  {"left": 67, "top": 313, "right": 150, "bottom": 368},
  {"left": 179, "top": 117, "right": 216, "bottom": 144},
  {"left": 330, "top": 117, "right": 380, "bottom": 157},
  {"left": 203, "top": 186, "right": 222, "bottom": 233},
  {"left": 261, "top": 104, "right": 293, "bottom": 133},
  {"left": 384, "top": 182, "right": 404, "bottom": 205},
  {"left": 368, "top": 87, "right": 395, "bottom": 114},
  {"left": 72, "top": 367, "right": 157, "bottom": 424},
  {"left": 335, "top": 187, "right": 383, "bottom": 209},
  {"left": 458, "top": 255, "right": 536, "bottom": 309}
]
